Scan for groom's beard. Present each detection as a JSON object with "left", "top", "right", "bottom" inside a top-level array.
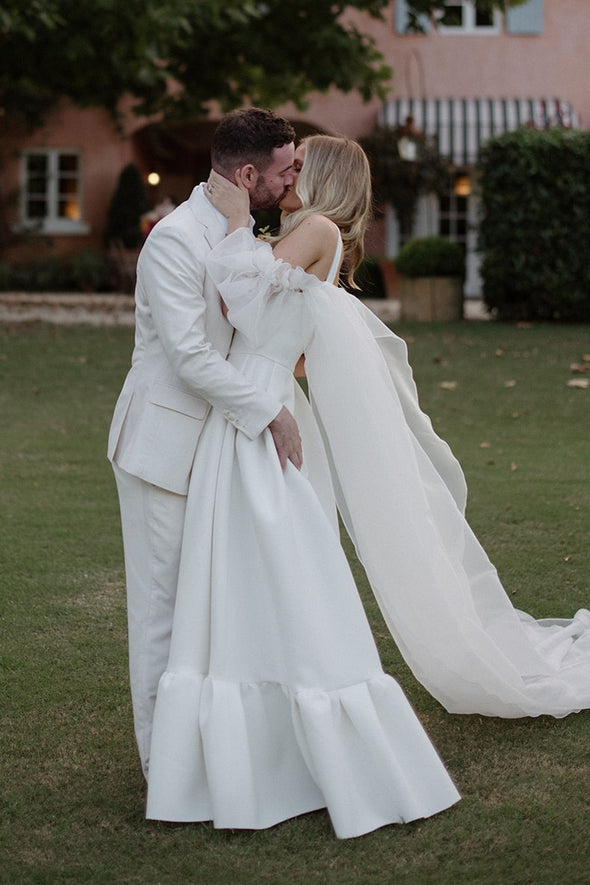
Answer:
[{"left": 250, "top": 176, "right": 289, "bottom": 211}]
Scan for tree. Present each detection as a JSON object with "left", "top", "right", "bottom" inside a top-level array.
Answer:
[
  {"left": 104, "top": 163, "right": 153, "bottom": 249},
  {"left": 361, "top": 121, "right": 451, "bottom": 240},
  {"left": 0, "top": 0, "right": 526, "bottom": 129}
]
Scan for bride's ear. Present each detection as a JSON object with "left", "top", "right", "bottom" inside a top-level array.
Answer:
[{"left": 236, "top": 164, "right": 258, "bottom": 192}]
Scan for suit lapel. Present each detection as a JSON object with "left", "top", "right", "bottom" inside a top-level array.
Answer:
[{"left": 188, "top": 184, "right": 227, "bottom": 249}]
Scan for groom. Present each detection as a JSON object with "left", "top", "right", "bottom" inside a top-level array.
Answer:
[{"left": 108, "top": 108, "right": 300, "bottom": 775}]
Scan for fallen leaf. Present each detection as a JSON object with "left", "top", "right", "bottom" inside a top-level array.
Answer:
[
  {"left": 439, "top": 381, "right": 457, "bottom": 390},
  {"left": 582, "top": 354, "right": 590, "bottom": 362},
  {"left": 495, "top": 349, "right": 504, "bottom": 357},
  {"left": 567, "top": 379, "right": 589, "bottom": 389},
  {"left": 511, "top": 412, "right": 520, "bottom": 418},
  {"left": 570, "top": 363, "right": 588, "bottom": 374},
  {"left": 510, "top": 462, "right": 518, "bottom": 472},
  {"left": 504, "top": 380, "right": 516, "bottom": 388},
  {"left": 479, "top": 441, "right": 492, "bottom": 449}
]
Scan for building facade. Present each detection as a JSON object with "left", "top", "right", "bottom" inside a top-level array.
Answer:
[{"left": 2, "top": 0, "right": 588, "bottom": 296}]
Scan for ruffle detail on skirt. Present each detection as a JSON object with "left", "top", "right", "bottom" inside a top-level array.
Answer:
[{"left": 146, "top": 669, "right": 460, "bottom": 838}]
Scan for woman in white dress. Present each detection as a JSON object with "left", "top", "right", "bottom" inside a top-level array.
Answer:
[
  {"left": 145, "top": 136, "right": 461, "bottom": 838},
  {"left": 205, "top": 131, "right": 590, "bottom": 720}
]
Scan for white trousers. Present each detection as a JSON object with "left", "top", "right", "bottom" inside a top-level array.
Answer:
[{"left": 112, "top": 464, "right": 187, "bottom": 776}]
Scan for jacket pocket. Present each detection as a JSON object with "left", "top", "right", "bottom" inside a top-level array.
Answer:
[{"left": 149, "top": 383, "right": 208, "bottom": 419}]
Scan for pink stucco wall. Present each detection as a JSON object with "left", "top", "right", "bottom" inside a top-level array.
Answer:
[{"left": 280, "top": 0, "right": 590, "bottom": 137}]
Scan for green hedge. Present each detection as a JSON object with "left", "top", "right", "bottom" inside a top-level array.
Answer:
[
  {"left": 0, "top": 251, "right": 109, "bottom": 292},
  {"left": 395, "top": 236, "right": 464, "bottom": 278},
  {"left": 478, "top": 129, "right": 590, "bottom": 321}
]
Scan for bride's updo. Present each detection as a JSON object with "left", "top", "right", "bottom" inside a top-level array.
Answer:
[{"left": 278, "top": 135, "right": 373, "bottom": 287}]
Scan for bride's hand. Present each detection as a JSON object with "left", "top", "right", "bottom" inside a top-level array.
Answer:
[{"left": 206, "top": 170, "right": 250, "bottom": 231}]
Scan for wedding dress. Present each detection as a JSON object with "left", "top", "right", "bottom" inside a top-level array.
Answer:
[
  {"left": 202, "top": 228, "right": 590, "bottom": 722},
  {"left": 145, "top": 233, "right": 461, "bottom": 838}
]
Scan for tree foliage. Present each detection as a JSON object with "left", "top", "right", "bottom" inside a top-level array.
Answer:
[
  {"left": 1, "top": 0, "right": 526, "bottom": 129},
  {"left": 361, "top": 124, "right": 451, "bottom": 238}
]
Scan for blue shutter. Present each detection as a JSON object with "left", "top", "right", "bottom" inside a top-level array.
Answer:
[
  {"left": 395, "top": 0, "right": 430, "bottom": 34},
  {"left": 506, "top": 0, "right": 544, "bottom": 35}
]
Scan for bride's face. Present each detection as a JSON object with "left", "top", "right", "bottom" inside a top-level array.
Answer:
[{"left": 279, "top": 143, "right": 305, "bottom": 214}]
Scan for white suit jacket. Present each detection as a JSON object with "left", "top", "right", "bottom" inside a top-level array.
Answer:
[{"left": 107, "top": 185, "right": 282, "bottom": 495}]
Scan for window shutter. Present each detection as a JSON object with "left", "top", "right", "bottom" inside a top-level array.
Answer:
[
  {"left": 506, "top": 0, "right": 544, "bottom": 35},
  {"left": 395, "top": 0, "right": 430, "bottom": 35}
]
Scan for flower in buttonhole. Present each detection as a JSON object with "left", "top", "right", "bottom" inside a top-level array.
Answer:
[{"left": 257, "top": 226, "right": 272, "bottom": 241}]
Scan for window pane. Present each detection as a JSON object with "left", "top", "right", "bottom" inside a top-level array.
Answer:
[
  {"left": 27, "top": 175, "right": 47, "bottom": 195},
  {"left": 59, "top": 178, "right": 78, "bottom": 196},
  {"left": 475, "top": 3, "right": 494, "bottom": 26},
  {"left": 59, "top": 154, "right": 79, "bottom": 173},
  {"left": 27, "top": 153, "right": 48, "bottom": 173},
  {"left": 27, "top": 199, "right": 47, "bottom": 218},
  {"left": 59, "top": 199, "right": 80, "bottom": 220},
  {"left": 441, "top": 5, "right": 464, "bottom": 26}
]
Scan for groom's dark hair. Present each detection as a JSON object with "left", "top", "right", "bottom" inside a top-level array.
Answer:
[{"left": 211, "top": 108, "right": 296, "bottom": 175}]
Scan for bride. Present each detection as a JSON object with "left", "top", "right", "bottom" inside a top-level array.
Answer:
[{"left": 145, "top": 135, "right": 461, "bottom": 838}]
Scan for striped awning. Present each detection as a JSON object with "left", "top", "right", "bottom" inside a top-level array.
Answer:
[{"left": 381, "top": 98, "right": 580, "bottom": 165}]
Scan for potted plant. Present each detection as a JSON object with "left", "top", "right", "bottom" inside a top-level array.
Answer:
[{"left": 395, "top": 236, "right": 464, "bottom": 321}]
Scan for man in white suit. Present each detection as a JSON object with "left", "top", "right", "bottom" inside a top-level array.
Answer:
[{"left": 108, "top": 108, "right": 300, "bottom": 775}]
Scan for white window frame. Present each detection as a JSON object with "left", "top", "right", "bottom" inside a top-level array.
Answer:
[
  {"left": 436, "top": 1, "right": 502, "bottom": 35},
  {"left": 19, "top": 148, "right": 90, "bottom": 235}
]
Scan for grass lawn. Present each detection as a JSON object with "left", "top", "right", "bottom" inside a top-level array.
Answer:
[{"left": 0, "top": 319, "right": 589, "bottom": 885}]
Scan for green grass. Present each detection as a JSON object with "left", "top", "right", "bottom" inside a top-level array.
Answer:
[{"left": 1, "top": 321, "right": 589, "bottom": 885}]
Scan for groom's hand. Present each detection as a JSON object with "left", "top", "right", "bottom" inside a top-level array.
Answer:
[{"left": 269, "top": 406, "right": 302, "bottom": 471}]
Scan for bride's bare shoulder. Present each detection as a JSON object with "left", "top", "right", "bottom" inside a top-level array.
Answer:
[
  {"left": 287, "top": 213, "right": 340, "bottom": 249},
  {"left": 299, "top": 214, "right": 339, "bottom": 236}
]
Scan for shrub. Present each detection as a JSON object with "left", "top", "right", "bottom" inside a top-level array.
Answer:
[
  {"left": 0, "top": 256, "right": 68, "bottom": 291},
  {"left": 67, "top": 250, "right": 108, "bottom": 292},
  {"left": 104, "top": 163, "right": 152, "bottom": 249},
  {"left": 349, "top": 255, "right": 387, "bottom": 298},
  {"left": 478, "top": 128, "right": 590, "bottom": 321},
  {"left": 395, "top": 236, "right": 464, "bottom": 278}
]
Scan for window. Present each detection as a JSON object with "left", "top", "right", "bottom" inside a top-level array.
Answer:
[
  {"left": 20, "top": 149, "right": 89, "bottom": 234},
  {"left": 439, "top": 173, "right": 470, "bottom": 247},
  {"left": 436, "top": 1, "right": 502, "bottom": 34}
]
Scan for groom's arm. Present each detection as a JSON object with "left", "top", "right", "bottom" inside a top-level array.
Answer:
[{"left": 138, "top": 222, "right": 301, "bottom": 467}]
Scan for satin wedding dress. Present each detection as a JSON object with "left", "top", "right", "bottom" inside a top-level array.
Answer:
[{"left": 145, "top": 232, "right": 461, "bottom": 838}]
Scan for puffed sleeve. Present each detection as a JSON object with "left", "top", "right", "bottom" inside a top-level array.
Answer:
[{"left": 206, "top": 228, "right": 320, "bottom": 347}]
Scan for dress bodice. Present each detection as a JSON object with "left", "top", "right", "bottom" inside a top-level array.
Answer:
[{"left": 227, "top": 234, "right": 343, "bottom": 400}]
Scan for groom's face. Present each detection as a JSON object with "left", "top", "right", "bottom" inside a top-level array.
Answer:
[{"left": 249, "top": 143, "right": 295, "bottom": 210}]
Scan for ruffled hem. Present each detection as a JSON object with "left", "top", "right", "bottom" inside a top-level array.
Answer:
[{"left": 146, "top": 669, "right": 460, "bottom": 839}]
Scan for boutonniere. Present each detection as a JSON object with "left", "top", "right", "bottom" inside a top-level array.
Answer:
[{"left": 257, "top": 226, "right": 273, "bottom": 241}]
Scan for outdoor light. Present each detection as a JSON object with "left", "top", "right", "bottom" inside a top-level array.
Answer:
[
  {"left": 398, "top": 136, "right": 418, "bottom": 161},
  {"left": 454, "top": 174, "right": 471, "bottom": 197},
  {"left": 397, "top": 114, "right": 422, "bottom": 161},
  {"left": 147, "top": 172, "right": 161, "bottom": 186}
]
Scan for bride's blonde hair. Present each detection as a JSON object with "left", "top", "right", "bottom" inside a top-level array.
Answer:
[{"left": 276, "top": 135, "right": 372, "bottom": 288}]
